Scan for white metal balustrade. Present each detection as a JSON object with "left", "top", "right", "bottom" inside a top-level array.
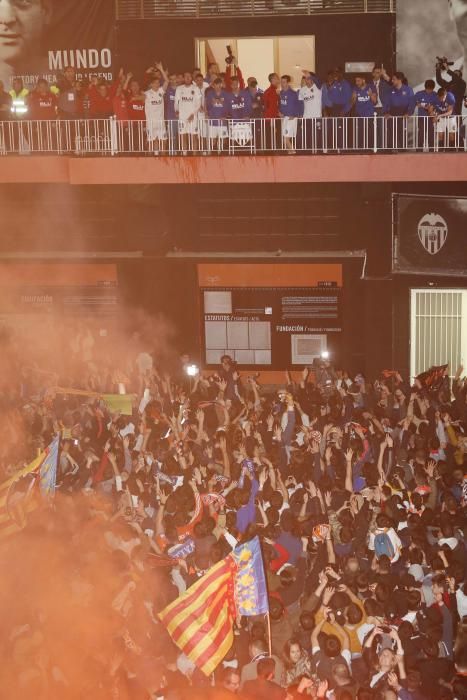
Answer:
[{"left": 0, "top": 116, "right": 465, "bottom": 156}]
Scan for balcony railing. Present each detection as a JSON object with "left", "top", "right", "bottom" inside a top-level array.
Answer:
[
  {"left": 0, "top": 116, "right": 464, "bottom": 156},
  {"left": 115, "top": 0, "right": 395, "bottom": 20}
]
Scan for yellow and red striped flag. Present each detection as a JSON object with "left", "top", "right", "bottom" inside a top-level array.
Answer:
[
  {"left": 0, "top": 436, "right": 59, "bottom": 539},
  {"left": 158, "top": 537, "right": 268, "bottom": 676},
  {"left": 0, "top": 453, "right": 43, "bottom": 539}
]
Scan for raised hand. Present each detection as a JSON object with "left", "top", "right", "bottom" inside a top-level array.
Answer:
[
  {"left": 317, "top": 680, "right": 329, "bottom": 698},
  {"left": 322, "top": 586, "right": 334, "bottom": 605},
  {"left": 318, "top": 570, "right": 328, "bottom": 585},
  {"left": 425, "top": 459, "right": 437, "bottom": 478}
]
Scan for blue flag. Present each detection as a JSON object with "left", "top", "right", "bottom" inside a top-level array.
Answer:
[
  {"left": 231, "top": 536, "right": 269, "bottom": 616},
  {"left": 39, "top": 436, "right": 60, "bottom": 497}
]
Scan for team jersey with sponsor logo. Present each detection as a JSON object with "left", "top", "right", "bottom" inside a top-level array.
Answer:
[
  {"left": 126, "top": 93, "right": 146, "bottom": 120},
  {"left": 174, "top": 84, "right": 202, "bottom": 121},
  {"left": 279, "top": 88, "right": 301, "bottom": 117},
  {"left": 226, "top": 90, "right": 252, "bottom": 120},
  {"left": 28, "top": 91, "right": 57, "bottom": 120},
  {"left": 205, "top": 90, "right": 229, "bottom": 124},
  {"left": 433, "top": 91, "right": 456, "bottom": 115},
  {"left": 353, "top": 85, "right": 375, "bottom": 117},
  {"left": 298, "top": 84, "right": 322, "bottom": 118},
  {"left": 144, "top": 87, "right": 166, "bottom": 121},
  {"left": 414, "top": 89, "right": 439, "bottom": 118},
  {"left": 383, "top": 84, "right": 416, "bottom": 116}
]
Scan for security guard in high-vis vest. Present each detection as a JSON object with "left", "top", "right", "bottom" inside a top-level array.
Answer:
[{"left": 9, "top": 78, "right": 29, "bottom": 118}]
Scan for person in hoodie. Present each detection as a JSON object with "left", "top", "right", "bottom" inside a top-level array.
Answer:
[{"left": 279, "top": 74, "right": 301, "bottom": 154}]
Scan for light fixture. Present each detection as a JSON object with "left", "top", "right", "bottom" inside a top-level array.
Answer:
[
  {"left": 321, "top": 351, "right": 330, "bottom": 360},
  {"left": 186, "top": 364, "right": 199, "bottom": 377}
]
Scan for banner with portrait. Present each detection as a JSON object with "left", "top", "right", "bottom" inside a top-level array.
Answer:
[
  {"left": 0, "top": 0, "right": 115, "bottom": 90},
  {"left": 396, "top": 0, "right": 464, "bottom": 89},
  {"left": 392, "top": 194, "right": 467, "bottom": 277}
]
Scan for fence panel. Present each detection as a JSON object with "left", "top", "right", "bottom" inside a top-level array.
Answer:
[{"left": 0, "top": 115, "right": 466, "bottom": 156}]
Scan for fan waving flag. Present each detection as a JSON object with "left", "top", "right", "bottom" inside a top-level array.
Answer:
[
  {"left": 102, "top": 394, "right": 135, "bottom": 416},
  {"left": 158, "top": 537, "right": 268, "bottom": 676},
  {"left": 416, "top": 364, "right": 448, "bottom": 391},
  {"left": 0, "top": 453, "right": 43, "bottom": 539},
  {"left": 0, "top": 435, "right": 60, "bottom": 539},
  {"left": 231, "top": 536, "right": 268, "bottom": 616},
  {"left": 39, "top": 435, "right": 60, "bottom": 497}
]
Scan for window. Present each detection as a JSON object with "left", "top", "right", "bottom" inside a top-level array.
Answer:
[
  {"left": 196, "top": 35, "right": 315, "bottom": 89},
  {"left": 410, "top": 289, "right": 467, "bottom": 380}
]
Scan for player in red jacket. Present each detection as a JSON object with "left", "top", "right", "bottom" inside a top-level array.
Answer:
[
  {"left": 27, "top": 79, "right": 58, "bottom": 151},
  {"left": 263, "top": 72, "right": 280, "bottom": 150},
  {"left": 88, "top": 76, "right": 120, "bottom": 118},
  {"left": 28, "top": 79, "right": 57, "bottom": 120}
]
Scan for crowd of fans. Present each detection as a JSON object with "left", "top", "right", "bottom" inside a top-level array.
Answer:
[
  {"left": 0, "top": 323, "right": 466, "bottom": 700},
  {"left": 0, "top": 56, "right": 466, "bottom": 153}
]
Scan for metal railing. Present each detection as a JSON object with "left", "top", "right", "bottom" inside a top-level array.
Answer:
[
  {"left": 115, "top": 0, "right": 395, "bottom": 20},
  {"left": 0, "top": 115, "right": 464, "bottom": 156}
]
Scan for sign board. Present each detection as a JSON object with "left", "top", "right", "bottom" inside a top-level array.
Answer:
[{"left": 392, "top": 194, "right": 467, "bottom": 278}]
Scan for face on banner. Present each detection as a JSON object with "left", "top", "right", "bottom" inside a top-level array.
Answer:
[
  {"left": 0, "top": 0, "right": 114, "bottom": 88},
  {"left": 0, "top": 0, "right": 51, "bottom": 75},
  {"left": 397, "top": 0, "right": 463, "bottom": 87},
  {"left": 450, "top": 0, "right": 467, "bottom": 56}
]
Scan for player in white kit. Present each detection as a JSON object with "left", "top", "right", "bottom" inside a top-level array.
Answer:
[
  {"left": 298, "top": 71, "right": 323, "bottom": 150},
  {"left": 175, "top": 71, "right": 203, "bottom": 153},
  {"left": 145, "top": 63, "right": 169, "bottom": 153}
]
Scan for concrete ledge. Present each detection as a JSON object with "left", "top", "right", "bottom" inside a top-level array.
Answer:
[{"left": 0, "top": 153, "right": 465, "bottom": 185}]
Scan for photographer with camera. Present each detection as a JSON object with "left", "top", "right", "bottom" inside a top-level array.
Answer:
[{"left": 435, "top": 56, "right": 466, "bottom": 115}]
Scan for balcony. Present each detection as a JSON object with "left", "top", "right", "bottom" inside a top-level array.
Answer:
[
  {"left": 115, "top": 0, "right": 395, "bottom": 20},
  {"left": 0, "top": 116, "right": 465, "bottom": 185}
]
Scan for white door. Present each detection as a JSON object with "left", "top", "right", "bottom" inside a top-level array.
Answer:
[{"left": 410, "top": 288, "right": 467, "bottom": 381}]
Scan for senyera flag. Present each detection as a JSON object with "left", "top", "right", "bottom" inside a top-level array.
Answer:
[
  {"left": 416, "top": 364, "right": 448, "bottom": 391},
  {"left": 0, "top": 435, "right": 60, "bottom": 539},
  {"left": 158, "top": 536, "right": 268, "bottom": 676}
]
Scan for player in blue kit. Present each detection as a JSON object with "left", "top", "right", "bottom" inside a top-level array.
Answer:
[
  {"left": 226, "top": 76, "right": 253, "bottom": 148},
  {"left": 279, "top": 75, "right": 301, "bottom": 153},
  {"left": 205, "top": 77, "right": 229, "bottom": 151},
  {"left": 322, "top": 68, "right": 352, "bottom": 151},
  {"left": 383, "top": 73, "right": 416, "bottom": 116},
  {"left": 226, "top": 77, "right": 252, "bottom": 121},
  {"left": 352, "top": 76, "right": 377, "bottom": 150},
  {"left": 383, "top": 72, "right": 415, "bottom": 149},
  {"left": 414, "top": 80, "right": 439, "bottom": 149},
  {"left": 325, "top": 68, "right": 353, "bottom": 117},
  {"left": 433, "top": 87, "right": 457, "bottom": 149}
]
